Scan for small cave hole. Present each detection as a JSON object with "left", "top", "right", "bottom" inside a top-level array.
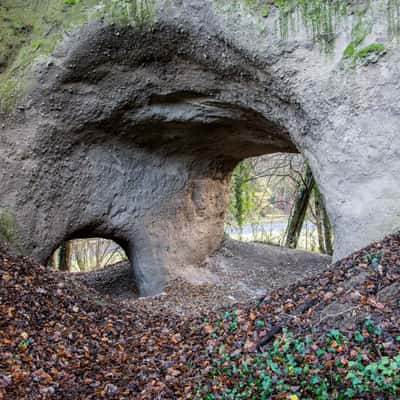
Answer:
[{"left": 49, "top": 238, "right": 138, "bottom": 298}]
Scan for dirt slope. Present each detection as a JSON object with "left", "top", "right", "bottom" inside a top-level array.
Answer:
[
  {"left": 76, "top": 240, "right": 331, "bottom": 315},
  {"left": 0, "top": 235, "right": 399, "bottom": 399}
]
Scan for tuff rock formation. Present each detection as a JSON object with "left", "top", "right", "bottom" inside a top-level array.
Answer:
[{"left": 1, "top": 0, "right": 400, "bottom": 295}]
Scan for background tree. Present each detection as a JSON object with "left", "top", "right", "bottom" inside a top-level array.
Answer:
[
  {"left": 226, "top": 153, "right": 334, "bottom": 254},
  {"left": 58, "top": 241, "right": 73, "bottom": 272},
  {"left": 51, "top": 238, "right": 128, "bottom": 272},
  {"left": 229, "top": 160, "right": 258, "bottom": 239},
  {"left": 284, "top": 164, "right": 315, "bottom": 249}
]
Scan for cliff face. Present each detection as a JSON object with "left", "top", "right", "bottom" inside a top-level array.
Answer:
[{"left": 1, "top": 1, "right": 400, "bottom": 295}]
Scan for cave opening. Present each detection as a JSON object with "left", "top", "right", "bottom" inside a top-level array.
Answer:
[
  {"left": 49, "top": 237, "right": 138, "bottom": 298},
  {"left": 225, "top": 153, "right": 334, "bottom": 255},
  {"left": 50, "top": 238, "right": 127, "bottom": 272}
]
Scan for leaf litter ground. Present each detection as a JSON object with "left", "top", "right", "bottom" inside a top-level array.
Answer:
[{"left": 0, "top": 234, "right": 399, "bottom": 399}]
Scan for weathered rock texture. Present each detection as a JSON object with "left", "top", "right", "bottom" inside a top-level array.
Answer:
[{"left": 1, "top": 1, "right": 400, "bottom": 295}]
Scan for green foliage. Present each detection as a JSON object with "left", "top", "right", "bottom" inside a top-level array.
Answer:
[
  {"left": 343, "top": 43, "right": 356, "bottom": 58},
  {"left": 364, "top": 249, "right": 385, "bottom": 265},
  {"left": 0, "top": 78, "right": 21, "bottom": 113},
  {"left": 201, "top": 321, "right": 400, "bottom": 399},
  {"left": 272, "top": 0, "right": 392, "bottom": 60},
  {"left": 342, "top": 14, "right": 386, "bottom": 66},
  {"left": 356, "top": 42, "right": 386, "bottom": 60},
  {"left": 89, "top": 0, "right": 156, "bottom": 26},
  {"left": 274, "top": 0, "right": 349, "bottom": 54},
  {"left": 0, "top": 209, "right": 18, "bottom": 244},
  {"left": 227, "top": 0, "right": 400, "bottom": 59},
  {"left": 341, "top": 13, "right": 373, "bottom": 64},
  {"left": 0, "top": 0, "right": 88, "bottom": 111},
  {"left": 229, "top": 161, "right": 258, "bottom": 237}
]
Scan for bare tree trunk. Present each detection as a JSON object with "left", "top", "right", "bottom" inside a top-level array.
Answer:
[
  {"left": 322, "top": 205, "right": 334, "bottom": 256},
  {"left": 74, "top": 239, "right": 85, "bottom": 271},
  {"left": 314, "top": 188, "right": 326, "bottom": 254},
  {"left": 59, "top": 241, "right": 72, "bottom": 271},
  {"left": 51, "top": 249, "right": 60, "bottom": 269},
  {"left": 284, "top": 164, "right": 315, "bottom": 249},
  {"left": 233, "top": 163, "right": 246, "bottom": 240}
]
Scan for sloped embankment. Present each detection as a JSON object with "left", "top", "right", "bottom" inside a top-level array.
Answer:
[{"left": 0, "top": 234, "right": 399, "bottom": 399}]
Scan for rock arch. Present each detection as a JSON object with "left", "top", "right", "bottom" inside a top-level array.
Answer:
[{"left": 1, "top": 2, "right": 400, "bottom": 295}]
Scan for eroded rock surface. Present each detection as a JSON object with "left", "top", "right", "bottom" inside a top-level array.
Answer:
[{"left": 1, "top": 1, "right": 400, "bottom": 294}]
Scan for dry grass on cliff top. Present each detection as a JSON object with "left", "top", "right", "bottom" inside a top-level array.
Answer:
[{"left": 0, "top": 234, "right": 399, "bottom": 399}]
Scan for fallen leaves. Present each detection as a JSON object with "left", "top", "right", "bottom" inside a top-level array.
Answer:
[{"left": 0, "top": 233, "right": 400, "bottom": 399}]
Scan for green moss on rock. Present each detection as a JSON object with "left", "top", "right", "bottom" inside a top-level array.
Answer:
[
  {"left": 349, "top": 42, "right": 387, "bottom": 66},
  {"left": 357, "top": 42, "right": 386, "bottom": 58},
  {"left": 274, "top": 0, "right": 349, "bottom": 54},
  {"left": 343, "top": 43, "right": 356, "bottom": 58},
  {"left": 0, "top": 209, "right": 18, "bottom": 245},
  {"left": 0, "top": 0, "right": 156, "bottom": 112},
  {"left": 230, "top": 0, "right": 400, "bottom": 57}
]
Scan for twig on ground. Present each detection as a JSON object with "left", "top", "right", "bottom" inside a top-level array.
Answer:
[
  {"left": 317, "top": 306, "right": 361, "bottom": 326},
  {"left": 257, "top": 297, "right": 320, "bottom": 351}
]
